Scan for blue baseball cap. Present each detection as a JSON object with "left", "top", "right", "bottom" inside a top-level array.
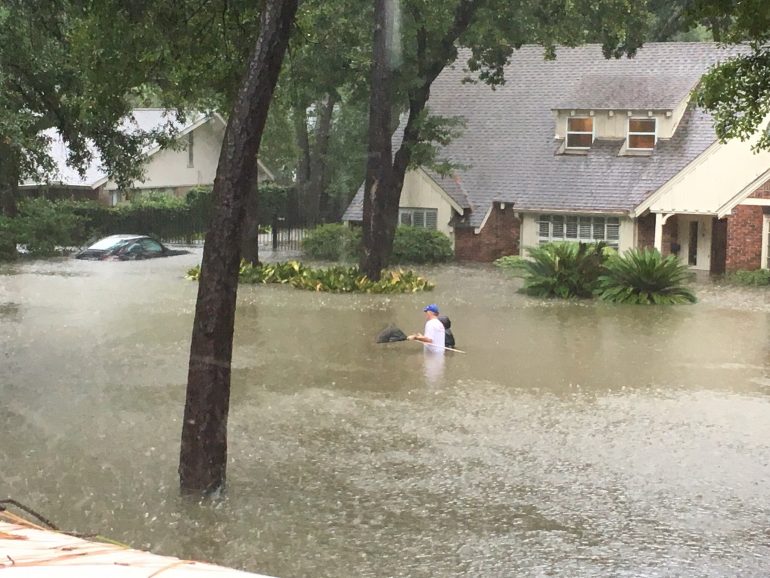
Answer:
[{"left": 423, "top": 304, "right": 439, "bottom": 314}]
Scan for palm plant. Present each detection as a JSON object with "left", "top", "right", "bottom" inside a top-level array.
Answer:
[
  {"left": 596, "top": 248, "right": 696, "bottom": 304},
  {"left": 518, "top": 242, "right": 608, "bottom": 299}
]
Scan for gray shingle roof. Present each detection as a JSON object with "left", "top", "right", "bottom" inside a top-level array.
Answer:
[
  {"left": 343, "top": 42, "right": 744, "bottom": 227},
  {"left": 555, "top": 74, "right": 699, "bottom": 110}
]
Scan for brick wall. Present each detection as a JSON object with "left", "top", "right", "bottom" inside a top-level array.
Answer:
[
  {"left": 662, "top": 218, "right": 678, "bottom": 258},
  {"left": 637, "top": 213, "right": 655, "bottom": 249},
  {"left": 455, "top": 205, "right": 520, "bottom": 261},
  {"left": 636, "top": 213, "right": 679, "bottom": 255},
  {"left": 749, "top": 180, "right": 770, "bottom": 199},
  {"left": 726, "top": 204, "right": 764, "bottom": 271},
  {"left": 635, "top": 213, "right": 677, "bottom": 256}
]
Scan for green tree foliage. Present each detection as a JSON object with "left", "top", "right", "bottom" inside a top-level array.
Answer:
[
  {"left": 359, "top": 0, "right": 654, "bottom": 279},
  {"left": 597, "top": 248, "right": 697, "bottom": 304},
  {"left": 658, "top": 0, "right": 770, "bottom": 150},
  {"left": 0, "top": 1, "right": 177, "bottom": 219}
]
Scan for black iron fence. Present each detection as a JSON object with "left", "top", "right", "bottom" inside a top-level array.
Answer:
[{"left": 75, "top": 186, "right": 312, "bottom": 251}]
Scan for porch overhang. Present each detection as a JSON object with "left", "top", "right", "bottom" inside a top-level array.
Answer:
[{"left": 632, "top": 129, "right": 770, "bottom": 220}]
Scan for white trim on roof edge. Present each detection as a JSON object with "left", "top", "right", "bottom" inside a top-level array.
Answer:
[
  {"left": 91, "top": 113, "right": 224, "bottom": 189},
  {"left": 421, "top": 168, "right": 465, "bottom": 214},
  {"left": 717, "top": 167, "right": 770, "bottom": 218},
  {"left": 630, "top": 139, "right": 722, "bottom": 218},
  {"left": 474, "top": 205, "right": 494, "bottom": 234}
]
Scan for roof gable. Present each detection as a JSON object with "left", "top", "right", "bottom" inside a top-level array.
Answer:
[
  {"left": 24, "top": 109, "right": 217, "bottom": 189},
  {"left": 342, "top": 42, "right": 747, "bottom": 228}
]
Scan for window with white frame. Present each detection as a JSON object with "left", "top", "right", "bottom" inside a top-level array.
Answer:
[
  {"left": 399, "top": 207, "right": 438, "bottom": 230},
  {"left": 628, "top": 118, "right": 656, "bottom": 150},
  {"left": 566, "top": 117, "right": 594, "bottom": 149},
  {"left": 537, "top": 214, "right": 620, "bottom": 247}
]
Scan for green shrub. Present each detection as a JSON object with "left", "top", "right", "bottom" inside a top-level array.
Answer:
[
  {"left": 391, "top": 226, "right": 453, "bottom": 264},
  {"left": 596, "top": 248, "right": 696, "bottom": 304},
  {"left": 724, "top": 269, "right": 770, "bottom": 286},
  {"left": 517, "top": 242, "right": 608, "bottom": 299},
  {"left": 0, "top": 223, "right": 17, "bottom": 261},
  {"left": 302, "top": 223, "right": 361, "bottom": 261},
  {"left": 8, "top": 198, "right": 88, "bottom": 256},
  {"left": 186, "top": 260, "right": 434, "bottom": 293},
  {"left": 494, "top": 255, "right": 528, "bottom": 274}
]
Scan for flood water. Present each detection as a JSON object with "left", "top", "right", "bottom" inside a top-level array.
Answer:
[{"left": 2, "top": 250, "right": 770, "bottom": 577}]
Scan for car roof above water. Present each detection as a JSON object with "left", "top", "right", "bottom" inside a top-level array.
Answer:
[{"left": 88, "top": 235, "right": 146, "bottom": 250}]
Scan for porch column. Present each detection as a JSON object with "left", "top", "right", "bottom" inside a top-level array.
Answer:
[{"left": 653, "top": 213, "right": 673, "bottom": 253}]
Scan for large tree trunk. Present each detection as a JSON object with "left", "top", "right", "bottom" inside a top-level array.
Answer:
[
  {"left": 359, "top": 0, "right": 480, "bottom": 280},
  {"left": 0, "top": 141, "right": 19, "bottom": 218},
  {"left": 240, "top": 179, "right": 260, "bottom": 265},
  {"left": 294, "top": 104, "right": 311, "bottom": 218},
  {"left": 359, "top": 0, "right": 395, "bottom": 281},
  {"left": 307, "top": 93, "right": 338, "bottom": 224},
  {"left": 179, "top": 0, "right": 298, "bottom": 495}
]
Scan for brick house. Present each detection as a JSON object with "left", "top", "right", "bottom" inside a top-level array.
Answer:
[{"left": 343, "top": 43, "right": 770, "bottom": 273}]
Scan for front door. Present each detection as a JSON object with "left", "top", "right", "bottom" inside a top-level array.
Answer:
[{"left": 678, "top": 215, "right": 712, "bottom": 271}]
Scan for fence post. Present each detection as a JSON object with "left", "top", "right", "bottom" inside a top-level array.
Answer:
[{"left": 272, "top": 213, "right": 279, "bottom": 251}]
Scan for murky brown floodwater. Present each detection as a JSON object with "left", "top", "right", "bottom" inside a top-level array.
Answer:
[{"left": 2, "top": 250, "right": 770, "bottom": 577}]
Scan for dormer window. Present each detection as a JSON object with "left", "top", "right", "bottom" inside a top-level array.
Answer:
[
  {"left": 566, "top": 117, "right": 594, "bottom": 149},
  {"left": 628, "top": 118, "right": 656, "bottom": 150}
]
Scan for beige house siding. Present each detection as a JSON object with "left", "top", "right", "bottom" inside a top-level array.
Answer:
[
  {"left": 400, "top": 170, "right": 458, "bottom": 242},
  {"left": 104, "top": 118, "right": 226, "bottom": 193},
  {"left": 641, "top": 136, "right": 770, "bottom": 217}
]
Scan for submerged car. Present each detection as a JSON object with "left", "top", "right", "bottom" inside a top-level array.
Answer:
[{"left": 74, "top": 235, "right": 189, "bottom": 261}]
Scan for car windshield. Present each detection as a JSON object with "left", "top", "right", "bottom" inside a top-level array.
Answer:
[{"left": 89, "top": 236, "right": 139, "bottom": 251}]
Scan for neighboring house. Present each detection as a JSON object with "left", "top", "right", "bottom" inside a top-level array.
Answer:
[
  {"left": 343, "top": 43, "right": 770, "bottom": 273},
  {"left": 21, "top": 109, "right": 274, "bottom": 206}
]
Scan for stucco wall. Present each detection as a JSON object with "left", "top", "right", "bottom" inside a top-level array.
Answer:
[
  {"left": 400, "top": 170, "right": 457, "bottom": 240},
  {"left": 105, "top": 119, "right": 225, "bottom": 191}
]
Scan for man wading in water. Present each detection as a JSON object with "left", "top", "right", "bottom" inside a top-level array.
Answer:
[{"left": 408, "top": 304, "right": 446, "bottom": 354}]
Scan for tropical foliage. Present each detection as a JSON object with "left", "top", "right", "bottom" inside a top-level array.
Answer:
[
  {"left": 514, "top": 242, "right": 608, "bottom": 299},
  {"left": 186, "top": 260, "right": 433, "bottom": 293},
  {"left": 596, "top": 248, "right": 696, "bottom": 304}
]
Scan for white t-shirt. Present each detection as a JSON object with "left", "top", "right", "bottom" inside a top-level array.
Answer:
[{"left": 424, "top": 317, "right": 446, "bottom": 353}]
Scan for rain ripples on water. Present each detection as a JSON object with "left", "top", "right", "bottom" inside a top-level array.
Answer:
[{"left": 2, "top": 251, "right": 770, "bottom": 577}]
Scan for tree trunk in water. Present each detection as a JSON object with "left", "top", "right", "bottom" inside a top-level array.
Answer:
[
  {"left": 359, "top": 0, "right": 480, "bottom": 280},
  {"left": 360, "top": 0, "right": 395, "bottom": 281},
  {"left": 240, "top": 179, "right": 260, "bottom": 265},
  {"left": 179, "top": 0, "right": 298, "bottom": 495},
  {"left": 294, "top": 105, "right": 311, "bottom": 221},
  {"left": 0, "top": 141, "right": 19, "bottom": 218},
  {"left": 307, "top": 93, "right": 338, "bottom": 224}
]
